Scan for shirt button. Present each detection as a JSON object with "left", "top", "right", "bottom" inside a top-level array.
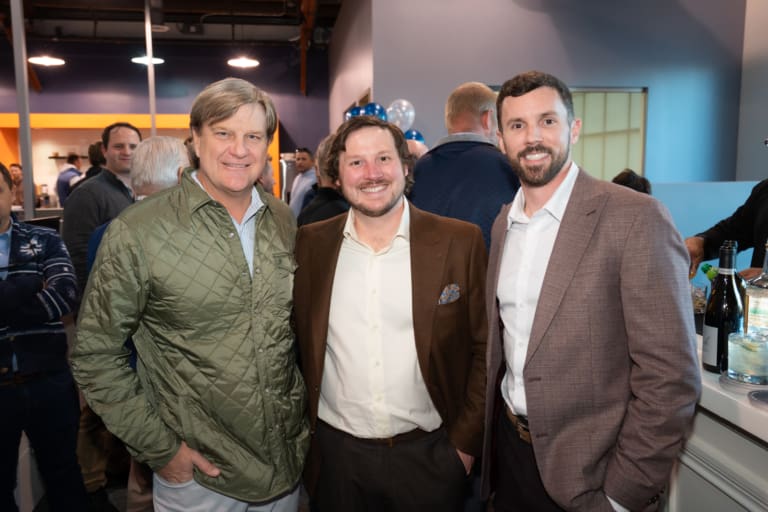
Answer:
[
  {"left": 255, "top": 268, "right": 261, "bottom": 274},
  {"left": 228, "top": 232, "right": 235, "bottom": 238}
]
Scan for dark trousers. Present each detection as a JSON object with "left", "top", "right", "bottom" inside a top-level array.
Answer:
[
  {"left": 493, "top": 410, "right": 564, "bottom": 512},
  {"left": 0, "top": 369, "right": 88, "bottom": 511},
  {"left": 313, "top": 420, "right": 468, "bottom": 512}
]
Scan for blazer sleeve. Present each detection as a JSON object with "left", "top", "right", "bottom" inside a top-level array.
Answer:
[{"left": 603, "top": 200, "right": 701, "bottom": 510}]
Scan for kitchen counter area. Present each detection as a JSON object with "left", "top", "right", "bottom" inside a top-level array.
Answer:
[{"left": 666, "top": 338, "right": 768, "bottom": 511}]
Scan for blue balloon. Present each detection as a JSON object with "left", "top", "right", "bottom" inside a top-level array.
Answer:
[
  {"left": 404, "top": 129, "right": 425, "bottom": 143},
  {"left": 345, "top": 106, "right": 363, "bottom": 120},
  {"left": 363, "top": 102, "right": 388, "bottom": 121}
]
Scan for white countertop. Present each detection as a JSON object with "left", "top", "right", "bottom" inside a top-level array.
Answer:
[{"left": 696, "top": 336, "right": 768, "bottom": 442}]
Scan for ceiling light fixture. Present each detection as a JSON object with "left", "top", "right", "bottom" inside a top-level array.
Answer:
[
  {"left": 28, "top": 55, "right": 65, "bottom": 66},
  {"left": 132, "top": 56, "right": 165, "bottom": 65},
  {"left": 228, "top": 56, "right": 260, "bottom": 68}
]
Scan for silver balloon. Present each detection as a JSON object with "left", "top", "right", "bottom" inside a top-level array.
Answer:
[{"left": 386, "top": 99, "right": 415, "bottom": 131}]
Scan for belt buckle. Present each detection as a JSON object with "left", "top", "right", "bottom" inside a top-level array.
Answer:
[{"left": 515, "top": 421, "right": 531, "bottom": 444}]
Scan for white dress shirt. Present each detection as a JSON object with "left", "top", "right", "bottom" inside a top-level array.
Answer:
[
  {"left": 497, "top": 162, "right": 579, "bottom": 417},
  {"left": 496, "top": 163, "right": 630, "bottom": 512},
  {"left": 318, "top": 199, "right": 442, "bottom": 438}
]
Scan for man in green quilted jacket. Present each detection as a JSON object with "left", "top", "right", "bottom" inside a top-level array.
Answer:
[{"left": 72, "top": 78, "right": 309, "bottom": 512}]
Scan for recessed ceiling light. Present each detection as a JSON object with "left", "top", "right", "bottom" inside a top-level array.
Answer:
[
  {"left": 28, "top": 55, "right": 65, "bottom": 66},
  {"left": 227, "top": 56, "right": 260, "bottom": 68},
  {"left": 131, "top": 56, "right": 165, "bottom": 65}
]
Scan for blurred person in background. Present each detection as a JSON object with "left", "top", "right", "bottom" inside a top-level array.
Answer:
[
  {"left": 409, "top": 82, "right": 519, "bottom": 249},
  {"left": 9, "top": 163, "right": 24, "bottom": 207},
  {"left": 289, "top": 147, "right": 317, "bottom": 217},
  {"left": 611, "top": 168, "right": 651, "bottom": 195},
  {"left": 296, "top": 134, "right": 349, "bottom": 227},
  {"left": 0, "top": 162, "right": 89, "bottom": 511},
  {"left": 56, "top": 153, "right": 83, "bottom": 206},
  {"left": 685, "top": 178, "right": 768, "bottom": 280}
]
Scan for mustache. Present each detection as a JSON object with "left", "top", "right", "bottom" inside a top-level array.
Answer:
[
  {"left": 518, "top": 145, "right": 551, "bottom": 159},
  {"left": 358, "top": 180, "right": 388, "bottom": 187}
]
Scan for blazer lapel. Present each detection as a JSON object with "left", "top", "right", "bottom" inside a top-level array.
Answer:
[
  {"left": 307, "top": 216, "right": 346, "bottom": 376},
  {"left": 526, "top": 171, "right": 608, "bottom": 366},
  {"left": 487, "top": 204, "right": 511, "bottom": 366},
  {"left": 409, "top": 205, "right": 447, "bottom": 379}
]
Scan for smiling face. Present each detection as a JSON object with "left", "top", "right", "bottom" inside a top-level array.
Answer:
[
  {"left": 497, "top": 85, "right": 580, "bottom": 188},
  {"left": 103, "top": 127, "right": 141, "bottom": 175},
  {"left": 337, "top": 126, "right": 407, "bottom": 220},
  {"left": 193, "top": 103, "right": 268, "bottom": 207}
]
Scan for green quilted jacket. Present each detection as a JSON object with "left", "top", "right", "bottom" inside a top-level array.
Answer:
[{"left": 72, "top": 171, "right": 309, "bottom": 502}]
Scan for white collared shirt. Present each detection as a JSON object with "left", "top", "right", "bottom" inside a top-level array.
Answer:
[
  {"left": 497, "top": 162, "right": 579, "bottom": 417},
  {"left": 192, "top": 172, "right": 264, "bottom": 276},
  {"left": 318, "top": 199, "right": 442, "bottom": 438}
]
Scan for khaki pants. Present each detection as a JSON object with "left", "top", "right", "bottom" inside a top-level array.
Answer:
[{"left": 153, "top": 475, "right": 299, "bottom": 512}]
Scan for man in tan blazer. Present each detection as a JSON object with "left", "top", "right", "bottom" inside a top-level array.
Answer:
[
  {"left": 294, "top": 116, "right": 487, "bottom": 512},
  {"left": 481, "top": 71, "right": 700, "bottom": 512}
]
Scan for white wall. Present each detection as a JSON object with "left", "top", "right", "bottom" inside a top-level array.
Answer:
[
  {"left": 328, "top": 0, "right": 374, "bottom": 131},
  {"left": 735, "top": 0, "right": 768, "bottom": 181}
]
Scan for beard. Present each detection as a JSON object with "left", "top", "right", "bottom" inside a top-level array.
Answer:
[
  {"left": 346, "top": 179, "right": 405, "bottom": 218},
  {"left": 509, "top": 142, "right": 570, "bottom": 187}
]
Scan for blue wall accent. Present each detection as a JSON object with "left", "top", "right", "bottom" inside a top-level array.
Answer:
[{"left": 654, "top": 181, "right": 758, "bottom": 288}]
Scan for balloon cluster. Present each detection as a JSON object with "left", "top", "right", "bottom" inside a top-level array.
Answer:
[{"left": 344, "top": 99, "right": 424, "bottom": 143}]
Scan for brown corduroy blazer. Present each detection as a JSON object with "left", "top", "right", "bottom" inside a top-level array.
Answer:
[{"left": 293, "top": 203, "right": 488, "bottom": 496}]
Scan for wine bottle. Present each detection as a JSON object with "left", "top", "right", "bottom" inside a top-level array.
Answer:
[
  {"left": 745, "top": 239, "right": 768, "bottom": 333},
  {"left": 702, "top": 262, "right": 747, "bottom": 299},
  {"left": 702, "top": 242, "right": 744, "bottom": 373},
  {"left": 723, "top": 240, "right": 747, "bottom": 302},
  {"left": 701, "top": 263, "right": 718, "bottom": 281}
]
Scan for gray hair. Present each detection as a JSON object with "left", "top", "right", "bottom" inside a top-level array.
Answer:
[
  {"left": 445, "top": 82, "right": 497, "bottom": 130},
  {"left": 130, "top": 136, "right": 189, "bottom": 191}
]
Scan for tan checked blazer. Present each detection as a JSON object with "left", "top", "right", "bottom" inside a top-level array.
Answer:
[{"left": 481, "top": 170, "right": 700, "bottom": 511}]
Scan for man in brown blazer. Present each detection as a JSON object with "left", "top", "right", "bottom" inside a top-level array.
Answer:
[
  {"left": 481, "top": 71, "right": 700, "bottom": 512},
  {"left": 294, "top": 115, "right": 487, "bottom": 512}
]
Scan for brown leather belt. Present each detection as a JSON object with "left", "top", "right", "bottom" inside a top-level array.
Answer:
[
  {"left": 505, "top": 406, "right": 531, "bottom": 444},
  {"left": 0, "top": 372, "right": 45, "bottom": 387}
]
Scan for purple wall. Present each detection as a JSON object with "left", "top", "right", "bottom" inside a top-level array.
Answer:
[
  {"left": 367, "top": 0, "right": 746, "bottom": 183},
  {"left": 0, "top": 40, "right": 329, "bottom": 152}
]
